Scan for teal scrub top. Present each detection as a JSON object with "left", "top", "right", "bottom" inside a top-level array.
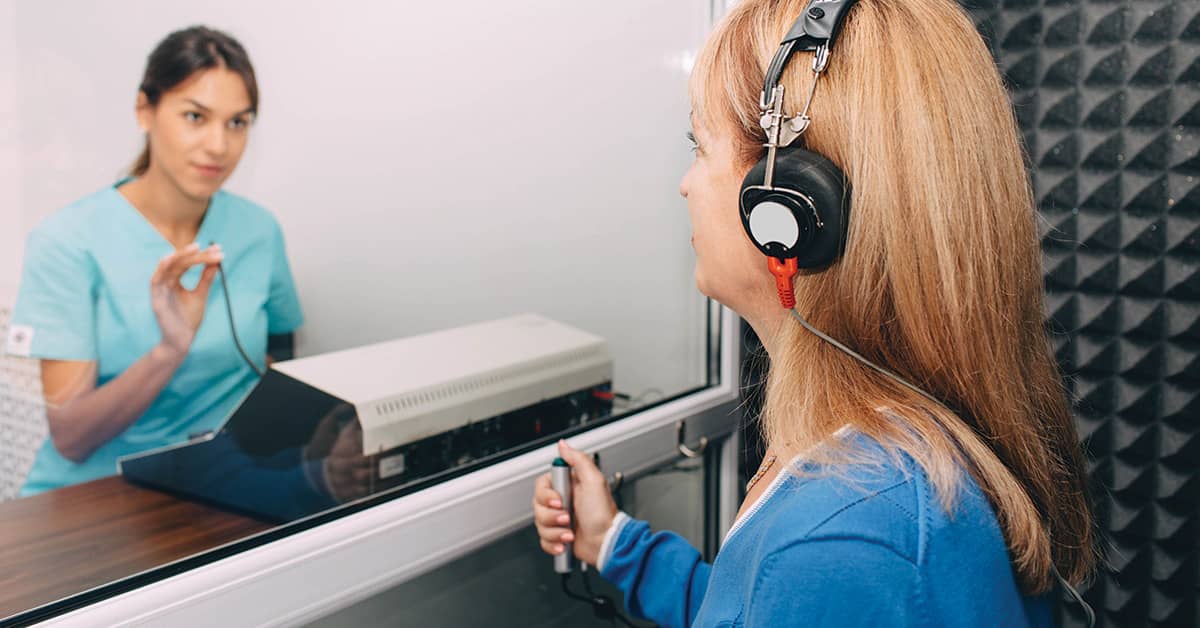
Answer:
[{"left": 8, "top": 179, "right": 304, "bottom": 496}]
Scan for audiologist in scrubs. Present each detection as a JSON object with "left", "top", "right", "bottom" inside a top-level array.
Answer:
[{"left": 7, "top": 26, "right": 303, "bottom": 496}]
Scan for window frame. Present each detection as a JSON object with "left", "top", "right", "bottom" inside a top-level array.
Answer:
[{"left": 32, "top": 305, "right": 743, "bottom": 627}]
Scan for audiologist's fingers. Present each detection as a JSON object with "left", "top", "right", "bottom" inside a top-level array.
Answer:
[
  {"left": 152, "top": 254, "right": 197, "bottom": 286},
  {"left": 192, "top": 264, "right": 219, "bottom": 300},
  {"left": 155, "top": 245, "right": 223, "bottom": 284},
  {"left": 158, "top": 244, "right": 201, "bottom": 277}
]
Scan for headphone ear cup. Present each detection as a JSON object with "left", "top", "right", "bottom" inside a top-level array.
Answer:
[{"left": 738, "top": 147, "right": 849, "bottom": 269}]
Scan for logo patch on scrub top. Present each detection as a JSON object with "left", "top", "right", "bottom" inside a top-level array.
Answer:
[{"left": 5, "top": 325, "right": 34, "bottom": 357}]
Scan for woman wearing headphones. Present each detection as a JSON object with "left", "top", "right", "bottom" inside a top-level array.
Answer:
[
  {"left": 534, "top": 0, "right": 1095, "bottom": 625},
  {"left": 8, "top": 26, "right": 303, "bottom": 496}
]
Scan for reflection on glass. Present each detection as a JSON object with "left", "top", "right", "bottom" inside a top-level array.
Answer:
[
  {"left": 120, "top": 370, "right": 614, "bottom": 522},
  {"left": 0, "top": 0, "right": 712, "bottom": 621}
]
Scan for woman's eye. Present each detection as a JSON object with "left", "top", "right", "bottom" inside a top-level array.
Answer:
[
  {"left": 229, "top": 118, "right": 248, "bottom": 129},
  {"left": 686, "top": 131, "right": 699, "bottom": 153},
  {"left": 184, "top": 111, "right": 203, "bottom": 123}
]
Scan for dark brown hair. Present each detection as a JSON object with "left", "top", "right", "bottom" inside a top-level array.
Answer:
[{"left": 130, "top": 26, "right": 258, "bottom": 176}]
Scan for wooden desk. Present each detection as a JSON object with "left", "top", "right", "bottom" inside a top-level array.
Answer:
[{"left": 0, "top": 477, "right": 273, "bottom": 620}]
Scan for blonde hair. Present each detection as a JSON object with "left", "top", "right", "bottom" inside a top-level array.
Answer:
[{"left": 693, "top": 0, "right": 1095, "bottom": 592}]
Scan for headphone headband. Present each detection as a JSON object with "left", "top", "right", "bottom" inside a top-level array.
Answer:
[
  {"left": 762, "top": 0, "right": 859, "bottom": 107},
  {"left": 741, "top": 0, "right": 856, "bottom": 302}
]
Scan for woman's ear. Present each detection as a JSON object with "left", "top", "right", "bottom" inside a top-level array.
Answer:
[{"left": 135, "top": 91, "right": 152, "bottom": 133}]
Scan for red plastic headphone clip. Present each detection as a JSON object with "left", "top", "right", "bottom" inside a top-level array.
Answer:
[{"left": 767, "top": 257, "right": 798, "bottom": 309}]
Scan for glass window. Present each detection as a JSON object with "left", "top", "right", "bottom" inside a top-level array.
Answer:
[
  {"left": 0, "top": 1, "right": 725, "bottom": 622},
  {"left": 304, "top": 454, "right": 711, "bottom": 628}
]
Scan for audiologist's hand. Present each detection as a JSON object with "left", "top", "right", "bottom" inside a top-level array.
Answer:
[
  {"left": 533, "top": 439, "right": 619, "bottom": 567},
  {"left": 151, "top": 243, "right": 223, "bottom": 355}
]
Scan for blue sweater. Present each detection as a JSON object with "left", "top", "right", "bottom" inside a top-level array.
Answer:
[{"left": 597, "top": 437, "right": 1054, "bottom": 627}]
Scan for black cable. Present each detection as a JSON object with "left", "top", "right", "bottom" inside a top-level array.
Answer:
[
  {"left": 581, "top": 565, "right": 596, "bottom": 597},
  {"left": 613, "top": 609, "right": 636, "bottom": 627},
  {"left": 612, "top": 388, "right": 666, "bottom": 410},
  {"left": 582, "top": 566, "right": 640, "bottom": 626},
  {"left": 215, "top": 260, "right": 264, "bottom": 378},
  {"left": 560, "top": 573, "right": 591, "bottom": 603},
  {"left": 561, "top": 573, "right": 637, "bottom": 626},
  {"left": 1054, "top": 565, "right": 1095, "bottom": 628}
]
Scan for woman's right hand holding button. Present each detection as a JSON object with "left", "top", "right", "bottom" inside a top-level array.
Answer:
[{"left": 532, "top": 440, "right": 619, "bottom": 566}]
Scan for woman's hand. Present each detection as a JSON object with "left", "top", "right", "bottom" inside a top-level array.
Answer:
[
  {"left": 302, "top": 404, "right": 371, "bottom": 502},
  {"left": 324, "top": 422, "right": 372, "bottom": 502},
  {"left": 532, "top": 439, "right": 619, "bottom": 566},
  {"left": 150, "top": 243, "right": 223, "bottom": 356}
]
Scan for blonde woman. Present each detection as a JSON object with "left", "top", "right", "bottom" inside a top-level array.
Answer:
[{"left": 533, "top": 0, "right": 1096, "bottom": 625}]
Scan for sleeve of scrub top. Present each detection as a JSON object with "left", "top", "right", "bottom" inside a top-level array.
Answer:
[
  {"left": 8, "top": 226, "right": 98, "bottom": 361},
  {"left": 266, "top": 220, "right": 304, "bottom": 334}
]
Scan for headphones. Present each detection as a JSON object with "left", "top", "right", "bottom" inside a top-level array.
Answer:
[
  {"left": 738, "top": 6, "right": 1096, "bottom": 624},
  {"left": 738, "top": 0, "right": 857, "bottom": 308}
]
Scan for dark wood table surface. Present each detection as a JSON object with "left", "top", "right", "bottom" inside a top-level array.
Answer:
[{"left": 0, "top": 477, "right": 273, "bottom": 620}]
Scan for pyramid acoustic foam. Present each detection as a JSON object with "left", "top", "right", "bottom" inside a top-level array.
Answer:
[{"left": 962, "top": 0, "right": 1200, "bottom": 625}]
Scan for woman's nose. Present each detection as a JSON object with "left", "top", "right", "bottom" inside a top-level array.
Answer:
[{"left": 205, "top": 126, "right": 228, "bottom": 156}]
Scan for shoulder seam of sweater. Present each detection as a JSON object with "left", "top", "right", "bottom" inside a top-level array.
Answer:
[
  {"left": 768, "top": 533, "right": 920, "bottom": 568},
  {"left": 803, "top": 479, "right": 910, "bottom": 537}
]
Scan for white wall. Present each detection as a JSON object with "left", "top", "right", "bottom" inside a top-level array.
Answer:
[
  {"left": 0, "top": 3, "right": 20, "bottom": 306},
  {"left": 8, "top": 0, "right": 711, "bottom": 399}
]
